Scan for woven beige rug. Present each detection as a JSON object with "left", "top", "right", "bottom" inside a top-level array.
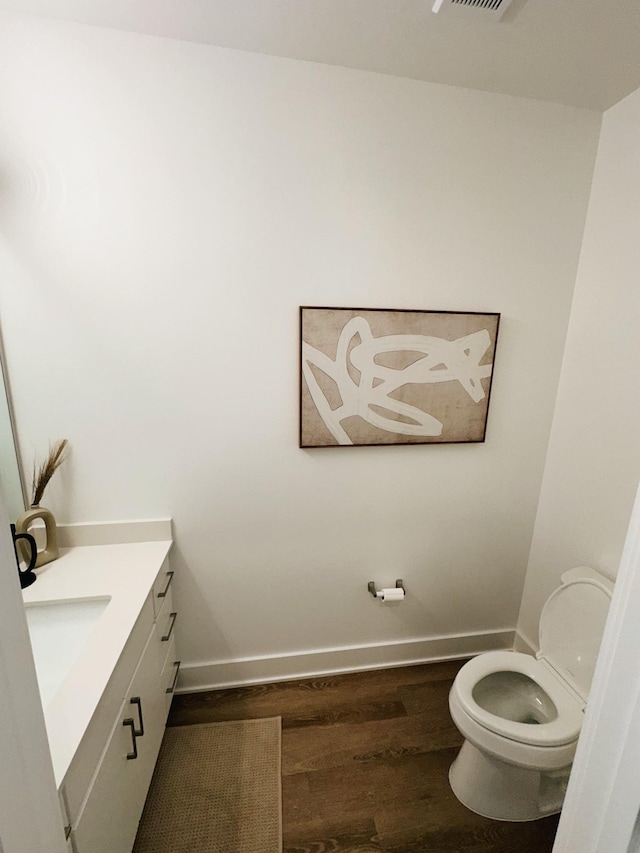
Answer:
[{"left": 133, "top": 717, "right": 282, "bottom": 853}]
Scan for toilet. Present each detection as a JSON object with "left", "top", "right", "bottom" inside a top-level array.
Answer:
[{"left": 448, "top": 566, "right": 614, "bottom": 822}]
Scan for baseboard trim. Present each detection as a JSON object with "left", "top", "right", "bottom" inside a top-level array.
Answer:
[{"left": 176, "top": 629, "right": 516, "bottom": 692}]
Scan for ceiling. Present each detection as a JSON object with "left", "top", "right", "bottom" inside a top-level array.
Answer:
[{"left": 0, "top": 0, "right": 639, "bottom": 110}]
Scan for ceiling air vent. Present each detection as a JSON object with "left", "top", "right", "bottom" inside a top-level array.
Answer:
[{"left": 432, "top": 0, "right": 515, "bottom": 20}]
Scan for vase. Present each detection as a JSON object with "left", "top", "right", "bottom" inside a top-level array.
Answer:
[{"left": 15, "top": 504, "right": 59, "bottom": 568}]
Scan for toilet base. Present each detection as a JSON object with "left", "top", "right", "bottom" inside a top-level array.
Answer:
[{"left": 449, "top": 740, "right": 570, "bottom": 822}]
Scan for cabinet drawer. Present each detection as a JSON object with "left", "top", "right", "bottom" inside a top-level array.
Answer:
[
  {"left": 62, "top": 594, "right": 155, "bottom": 824},
  {"left": 152, "top": 559, "right": 174, "bottom": 619}
]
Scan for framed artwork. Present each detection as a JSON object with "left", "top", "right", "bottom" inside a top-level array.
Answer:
[{"left": 299, "top": 306, "right": 500, "bottom": 448}]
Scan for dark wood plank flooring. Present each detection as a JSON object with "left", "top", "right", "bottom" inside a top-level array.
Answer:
[{"left": 168, "top": 660, "right": 560, "bottom": 852}]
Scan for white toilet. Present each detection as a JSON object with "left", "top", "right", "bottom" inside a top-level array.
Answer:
[{"left": 448, "top": 566, "right": 613, "bottom": 822}]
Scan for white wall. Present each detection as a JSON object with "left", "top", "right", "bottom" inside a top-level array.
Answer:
[
  {"left": 0, "top": 13, "right": 600, "bottom": 685},
  {"left": 517, "top": 86, "right": 640, "bottom": 649}
]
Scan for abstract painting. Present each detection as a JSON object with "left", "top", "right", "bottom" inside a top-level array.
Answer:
[{"left": 300, "top": 307, "right": 500, "bottom": 447}]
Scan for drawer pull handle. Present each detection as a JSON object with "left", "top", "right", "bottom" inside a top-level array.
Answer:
[
  {"left": 157, "top": 570, "right": 174, "bottom": 598},
  {"left": 162, "top": 612, "right": 177, "bottom": 642},
  {"left": 130, "top": 696, "right": 144, "bottom": 737},
  {"left": 166, "top": 660, "right": 181, "bottom": 694},
  {"left": 123, "top": 718, "right": 138, "bottom": 760}
]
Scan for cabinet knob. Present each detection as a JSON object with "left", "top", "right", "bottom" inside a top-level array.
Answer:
[
  {"left": 157, "top": 571, "right": 174, "bottom": 598},
  {"left": 123, "top": 718, "right": 138, "bottom": 760},
  {"left": 130, "top": 696, "right": 144, "bottom": 737},
  {"left": 161, "top": 612, "right": 177, "bottom": 642},
  {"left": 166, "top": 661, "right": 181, "bottom": 695}
]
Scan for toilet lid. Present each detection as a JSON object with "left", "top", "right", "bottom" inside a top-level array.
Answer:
[{"left": 539, "top": 579, "right": 612, "bottom": 701}]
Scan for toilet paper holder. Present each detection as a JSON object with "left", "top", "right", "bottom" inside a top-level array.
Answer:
[{"left": 368, "top": 579, "right": 405, "bottom": 598}]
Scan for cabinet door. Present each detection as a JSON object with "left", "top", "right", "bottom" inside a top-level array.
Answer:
[
  {"left": 71, "top": 629, "right": 165, "bottom": 853},
  {"left": 62, "top": 595, "right": 155, "bottom": 824}
]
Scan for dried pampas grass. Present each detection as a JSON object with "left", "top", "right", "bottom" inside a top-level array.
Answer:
[{"left": 31, "top": 439, "right": 69, "bottom": 506}]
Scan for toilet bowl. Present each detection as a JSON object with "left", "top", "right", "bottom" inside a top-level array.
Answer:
[{"left": 448, "top": 566, "right": 613, "bottom": 822}]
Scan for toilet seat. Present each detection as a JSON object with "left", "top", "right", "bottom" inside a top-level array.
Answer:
[{"left": 452, "top": 650, "right": 584, "bottom": 747}]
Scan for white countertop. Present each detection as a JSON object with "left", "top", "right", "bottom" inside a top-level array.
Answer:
[{"left": 22, "top": 539, "right": 172, "bottom": 787}]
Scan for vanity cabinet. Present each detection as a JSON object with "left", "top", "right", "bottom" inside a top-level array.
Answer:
[{"left": 62, "top": 560, "right": 178, "bottom": 853}]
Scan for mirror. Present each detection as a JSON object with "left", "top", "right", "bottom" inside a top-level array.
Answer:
[{"left": 0, "top": 337, "right": 27, "bottom": 522}]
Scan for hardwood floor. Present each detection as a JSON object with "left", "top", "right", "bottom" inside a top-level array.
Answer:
[{"left": 168, "top": 660, "right": 560, "bottom": 852}]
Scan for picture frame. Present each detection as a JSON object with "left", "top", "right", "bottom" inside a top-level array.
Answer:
[{"left": 299, "top": 306, "right": 500, "bottom": 448}]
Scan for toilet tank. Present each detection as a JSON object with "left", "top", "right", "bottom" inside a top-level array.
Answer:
[{"left": 537, "top": 567, "right": 614, "bottom": 702}]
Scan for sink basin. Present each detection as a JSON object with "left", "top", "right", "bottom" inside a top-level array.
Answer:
[{"left": 25, "top": 598, "right": 111, "bottom": 708}]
